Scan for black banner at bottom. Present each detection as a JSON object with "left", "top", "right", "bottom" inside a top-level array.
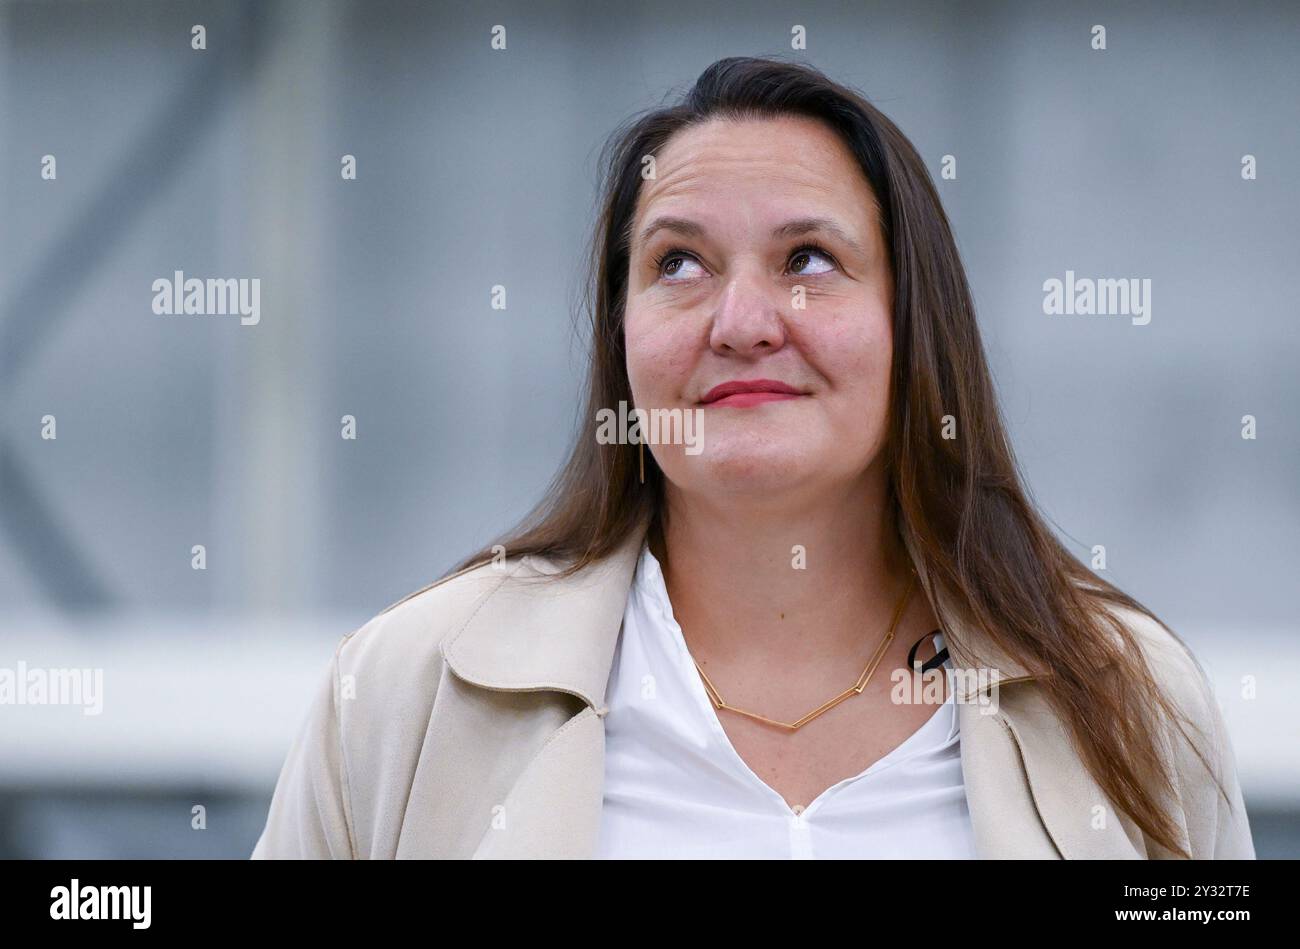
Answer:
[{"left": 0, "top": 857, "right": 1279, "bottom": 934}]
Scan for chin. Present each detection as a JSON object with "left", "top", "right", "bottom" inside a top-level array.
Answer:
[{"left": 672, "top": 437, "right": 823, "bottom": 498}]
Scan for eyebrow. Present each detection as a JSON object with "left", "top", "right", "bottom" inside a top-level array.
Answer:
[{"left": 635, "top": 215, "right": 867, "bottom": 258}]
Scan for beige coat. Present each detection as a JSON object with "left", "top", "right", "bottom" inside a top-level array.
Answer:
[{"left": 250, "top": 526, "right": 1255, "bottom": 859}]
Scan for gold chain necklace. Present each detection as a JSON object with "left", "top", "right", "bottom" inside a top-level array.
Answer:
[{"left": 690, "top": 573, "right": 916, "bottom": 731}]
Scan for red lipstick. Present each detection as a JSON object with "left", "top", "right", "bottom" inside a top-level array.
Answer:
[{"left": 699, "top": 379, "right": 806, "bottom": 408}]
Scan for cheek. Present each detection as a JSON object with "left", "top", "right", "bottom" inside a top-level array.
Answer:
[
  {"left": 797, "top": 308, "right": 893, "bottom": 402},
  {"left": 624, "top": 309, "right": 698, "bottom": 405}
]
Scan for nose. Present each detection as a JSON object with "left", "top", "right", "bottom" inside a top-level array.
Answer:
[{"left": 707, "top": 266, "right": 788, "bottom": 357}]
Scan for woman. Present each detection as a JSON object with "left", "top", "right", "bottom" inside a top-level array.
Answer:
[{"left": 252, "top": 57, "right": 1253, "bottom": 859}]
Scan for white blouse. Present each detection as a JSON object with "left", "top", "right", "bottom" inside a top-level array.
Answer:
[{"left": 595, "top": 544, "right": 978, "bottom": 859}]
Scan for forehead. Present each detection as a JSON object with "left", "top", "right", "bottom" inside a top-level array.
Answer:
[{"left": 633, "top": 114, "right": 880, "bottom": 236}]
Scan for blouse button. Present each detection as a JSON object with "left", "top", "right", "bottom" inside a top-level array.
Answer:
[{"left": 791, "top": 804, "right": 805, "bottom": 817}]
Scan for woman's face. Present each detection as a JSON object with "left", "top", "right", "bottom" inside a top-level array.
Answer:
[{"left": 624, "top": 114, "right": 895, "bottom": 505}]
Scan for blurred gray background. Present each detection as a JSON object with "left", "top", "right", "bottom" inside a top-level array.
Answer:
[{"left": 0, "top": 0, "right": 1296, "bottom": 858}]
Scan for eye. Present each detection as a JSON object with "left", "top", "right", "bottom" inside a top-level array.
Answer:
[
  {"left": 650, "top": 243, "right": 839, "bottom": 283},
  {"left": 788, "top": 244, "right": 838, "bottom": 277},
  {"left": 653, "top": 248, "right": 707, "bottom": 282}
]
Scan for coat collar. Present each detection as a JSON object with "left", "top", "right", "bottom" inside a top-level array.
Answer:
[
  {"left": 442, "top": 519, "right": 1037, "bottom": 705},
  {"left": 440, "top": 528, "right": 645, "bottom": 712},
  {"left": 439, "top": 519, "right": 1146, "bottom": 859}
]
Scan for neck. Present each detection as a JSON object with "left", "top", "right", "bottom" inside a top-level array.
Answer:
[{"left": 655, "top": 469, "right": 918, "bottom": 669}]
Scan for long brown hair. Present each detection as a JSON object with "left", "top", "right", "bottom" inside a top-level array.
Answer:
[{"left": 454, "top": 55, "right": 1228, "bottom": 857}]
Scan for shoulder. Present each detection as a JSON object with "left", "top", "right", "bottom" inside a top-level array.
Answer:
[
  {"left": 310, "top": 553, "right": 569, "bottom": 853},
  {"left": 332, "top": 553, "right": 553, "bottom": 697},
  {"left": 1093, "top": 599, "right": 1218, "bottom": 743},
  {"left": 1092, "top": 597, "right": 1255, "bottom": 858},
  {"left": 252, "top": 552, "right": 564, "bottom": 858}
]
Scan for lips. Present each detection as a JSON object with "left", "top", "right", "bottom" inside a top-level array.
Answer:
[{"left": 699, "top": 378, "right": 806, "bottom": 408}]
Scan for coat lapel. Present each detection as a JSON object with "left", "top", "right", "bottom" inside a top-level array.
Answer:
[
  {"left": 434, "top": 524, "right": 1146, "bottom": 859},
  {"left": 468, "top": 703, "right": 609, "bottom": 859},
  {"left": 437, "top": 533, "right": 642, "bottom": 859},
  {"left": 950, "top": 671, "right": 1146, "bottom": 858},
  {"left": 903, "top": 527, "right": 1148, "bottom": 859}
]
